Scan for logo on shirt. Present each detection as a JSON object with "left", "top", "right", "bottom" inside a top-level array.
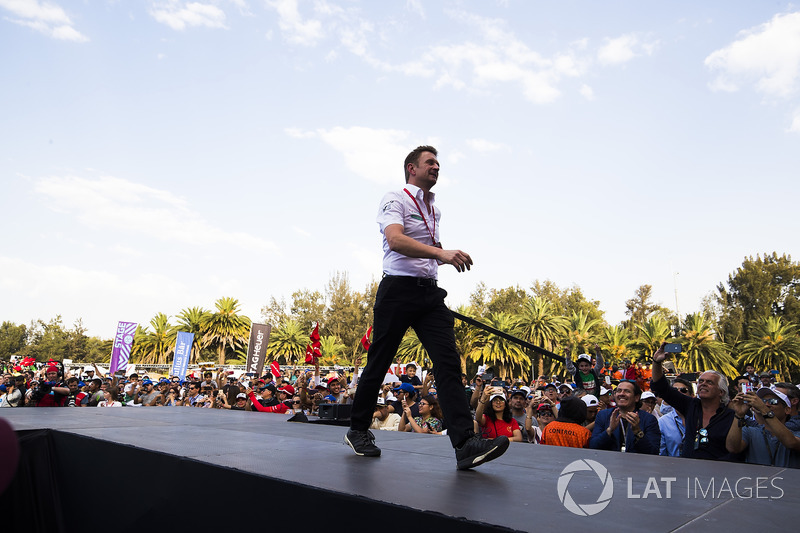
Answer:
[
  {"left": 381, "top": 200, "right": 396, "bottom": 212},
  {"left": 410, "top": 214, "right": 423, "bottom": 221},
  {"left": 557, "top": 459, "right": 614, "bottom": 516}
]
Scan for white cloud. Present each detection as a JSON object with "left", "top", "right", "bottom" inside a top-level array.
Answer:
[
  {"left": 406, "top": 0, "right": 424, "bottom": 19},
  {"left": 465, "top": 138, "right": 510, "bottom": 154},
  {"left": 788, "top": 108, "right": 800, "bottom": 132},
  {"left": 287, "top": 126, "right": 414, "bottom": 184},
  {"left": 597, "top": 33, "right": 657, "bottom": 65},
  {"left": 150, "top": 1, "right": 228, "bottom": 31},
  {"left": 34, "top": 174, "right": 277, "bottom": 252},
  {"left": 0, "top": 0, "right": 88, "bottom": 41},
  {"left": 579, "top": 83, "right": 595, "bottom": 100},
  {"left": 705, "top": 11, "right": 800, "bottom": 98},
  {"left": 267, "top": 0, "right": 323, "bottom": 46}
]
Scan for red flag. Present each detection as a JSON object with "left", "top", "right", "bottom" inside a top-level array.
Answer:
[
  {"left": 310, "top": 322, "right": 320, "bottom": 343},
  {"left": 360, "top": 326, "right": 372, "bottom": 351},
  {"left": 270, "top": 361, "right": 281, "bottom": 377},
  {"left": 304, "top": 344, "right": 314, "bottom": 364}
]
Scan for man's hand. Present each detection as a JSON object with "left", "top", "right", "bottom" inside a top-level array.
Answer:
[
  {"left": 621, "top": 411, "right": 641, "bottom": 434},
  {"left": 607, "top": 408, "right": 621, "bottom": 433},
  {"left": 652, "top": 343, "right": 668, "bottom": 364},
  {"left": 436, "top": 249, "right": 473, "bottom": 273},
  {"left": 730, "top": 393, "right": 751, "bottom": 417}
]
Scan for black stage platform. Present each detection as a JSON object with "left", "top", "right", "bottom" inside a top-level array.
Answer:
[{"left": 2, "top": 408, "right": 799, "bottom": 532}]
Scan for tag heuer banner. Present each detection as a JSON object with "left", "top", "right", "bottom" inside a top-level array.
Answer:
[{"left": 246, "top": 323, "right": 272, "bottom": 376}]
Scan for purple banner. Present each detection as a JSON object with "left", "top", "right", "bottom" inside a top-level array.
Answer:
[{"left": 110, "top": 321, "right": 138, "bottom": 374}]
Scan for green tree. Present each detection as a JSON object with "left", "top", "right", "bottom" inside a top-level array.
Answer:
[
  {"left": 133, "top": 313, "right": 173, "bottom": 365},
  {"left": 623, "top": 284, "right": 674, "bottom": 330},
  {"left": 602, "top": 325, "right": 634, "bottom": 363},
  {"left": 0, "top": 321, "right": 28, "bottom": 359},
  {"left": 202, "top": 297, "right": 251, "bottom": 365},
  {"left": 324, "top": 273, "right": 376, "bottom": 357},
  {"left": 453, "top": 305, "right": 482, "bottom": 374},
  {"left": 173, "top": 307, "right": 211, "bottom": 364},
  {"left": 675, "top": 313, "right": 737, "bottom": 377},
  {"left": 515, "top": 297, "right": 568, "bottom": 378},
  {"left": 469, "top": 312, "right": 530, "bottom": 380},
  {"left": 563, "top": 310, "right": 601, "bottom": 356},
  {"left": 531, "top": 280, "right": 605, "bottom": 325},
  {"left": 267, "top": 319, "right": 308, "bottom": 365},
  {"left": 318, "top": 335, "right": 347, "bottom": 366},
  {"left": 397, "top": 329, "right": 430, "bottom": 368},
  {"left": 18, "top": 316, "right": 71, "bottom": 361},
  {"left": 485, "top": 285, "right": 529, "bottom": 316},
  {"left": 635, "top": 314, "right": 672, "bottom": 361},
  {"left": 716, "top": 252, "right": 800, "bottom": 344},
  {"left": 738, "top": 316, "right": 800, "bottom": 382}
]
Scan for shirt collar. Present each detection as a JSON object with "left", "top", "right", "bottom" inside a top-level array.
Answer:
[{"left": 404, "top": 183, "right": 435, "bottom": 204}]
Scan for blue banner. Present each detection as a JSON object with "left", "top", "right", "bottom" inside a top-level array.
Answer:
[{"left": 171, "top": 331, "right": 194, "bottom": 380}]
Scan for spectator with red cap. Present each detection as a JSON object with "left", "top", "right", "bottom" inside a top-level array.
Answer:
[
  {"left": 34, "top": 364, "right": 69, "bottom": 407},
  {"left": 247, "top": 383, "right": 289, "bottom": 413}
]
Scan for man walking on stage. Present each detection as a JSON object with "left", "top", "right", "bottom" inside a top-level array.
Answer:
[{"left": 345, "top": 145, "right": 510, "bottom": 470}]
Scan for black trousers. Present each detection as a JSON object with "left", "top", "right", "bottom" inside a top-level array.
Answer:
[{"left": 349, "top": 276, "right": 473, "bottom": 448}]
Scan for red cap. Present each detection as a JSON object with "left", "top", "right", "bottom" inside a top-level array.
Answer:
[{"left": 279, "top": 384, "right": 295, "bottom": 395}]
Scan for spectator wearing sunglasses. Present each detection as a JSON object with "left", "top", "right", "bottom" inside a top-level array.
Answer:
[
  {"left": 658, "top": 378, "right": 694, "bottom": 456},
  {"left": 726, "top": 387, "right": 800, "bottom": 467},
  {"left": 526, "top": 402, "right": 555, "bottom": 443},
  {"left": 650, "top": 343, "right": 736, "bottom": 461}
]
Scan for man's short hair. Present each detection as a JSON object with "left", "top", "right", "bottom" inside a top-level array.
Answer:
[
  {"left": 404, "top": 145, "right": 437, "bottom": 183},
  {"left": 672, "top": 378, "right": 694, "bottom": 393},
  {"left": 405, "top": 363, "right": 416, "bottom": 370},
  {"left": 66, "top": 377, "right": 79, "bottom": 385}
]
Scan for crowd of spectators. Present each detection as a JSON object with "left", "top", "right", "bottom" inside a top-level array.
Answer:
[{"left": 2, "top": 348, "right": 799, "bottom": 469}]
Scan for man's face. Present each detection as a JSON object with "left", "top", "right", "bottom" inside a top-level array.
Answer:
[
  {"left": 586, "top": 406, "right": 598, "bottom": 422},
  {"left": 329, "top": 381, "right": 341, "bottom": 394},
  {"left": 760, "top": 375, "right": 772, "bottom": 386},
  {"left": 673, "top": 382, "right": 694, "bottom": 397},
  {"left": 45, "top": 371, "right": 58, "bottom": 382},
  {"left": 774, "top": 386, "right": 798, "bottom": 413},
  {"left": 559, "top": 387, "right": 572, "bottom": 399},
  {"left": 745, "top": 365, "right": 755, "bottom": 374},
  {"left": 614, "top": 382, "right": 639, "bottom": 410},
  {"left": 408, "top": 151, "right": 439, "bottom": 189},
  {"left": 406, "top": 367, "right": 416, "bottom": 378},
  {"left": 376, "top": 405, "right": 388, "bottom": 420},
  {"left": 696, "top": 372, "right": 723, "bottom": 402},
  {"left": 757, "top": 393, "right": 789, "bottom": 422},
  {"left": 3, "top": 374, "right": 11, "bottom": 384},
  {"left": 578, "top": 361, "right": 591, "bottom": 373},
  {"left": 509, "top": 394, "right": 525, "bottom": 410},
  {"left": 544, "top": 387, "right": 557, "bottom": 400},
  {"left": 68, "top": 381, "right": 79, "bottom": 393},
  {"left": 188, "top": 385, "right": 199, "bottom": 396}
]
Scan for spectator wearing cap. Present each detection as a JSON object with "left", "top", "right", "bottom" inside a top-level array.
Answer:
[
  {"left": 758, "top": 372, "right": 773, "bottom": 388},
  {"left": 540, "top": 397, "right": 591, "bottom": 448},
  {"left": 639, "top": 391, "right": 658, "bottom": 416},
  {"left": 136, "top": 378, "right": 164, "bottom": 406},
  {"left": 389, "top": 383, "right": 419, "bottom": 419},
  {"left": 658, "top": 377, "right": 694, "bottom": 457},
  {"left": 773, "top": 382, "right": 800, "bottom": 431},
  {"left": 247, "top": 383, "right": 288, "bottom": 413},
  {"left": 371, "top": 397, "right": 401, "bottom": 431},
  {"left": 34, "top": 364, "right": 69, "bottom": 407},
  {"left": 582, "top": 395, "right": 599, "bottom": 431},
  {"left": 324, "top": 376, "right": 351, "bottom": 404},
  {"left": 727, "top": 386, "right": 800, "bottom": 467},
  {"left": 565, "top": 345, "right": 605, "bottom": 396},
  {"left": 218, "top": 392, "right": 248, "bottom": 411},
  {"left": 400, "top": 394, "right": 444, "bottom": 434},
  {"left": 558, "top": 383, "right": 574, "bottom": 400},
  {"left": 542, "top": 383, "right": 559, "bottom": 406},
  {"left": 597, "top": 386, "right": 613, "bottom": 410},
  {"left": 475, "top": 387, "right": 523, "bottom": 442},
  {"left": 508, "top": 388, "right": 531, "bottom": 442},
  {"left": 525, "top": 403, "right": 554, "bottom": 444},
  {"left": 590, "top": 379, "right": 660, "bottom": 454}
]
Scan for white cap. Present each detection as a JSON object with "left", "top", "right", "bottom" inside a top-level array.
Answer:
[
  {"left": 582, "top": 394, "right": 599, "bottom": 408},
  {"left": 599, "top": 386, "right": 610, "bottom": 396},
  {"left": 641, "top": 391, "right": 656, "bottom": 401},
  {"left": 577, "top": 353, "right": 592, "bottom": 363},
  {"left": 757, "top": 386, "right": 791, "bottom": 407},
  {"left": 489, "top": 391, "right": 507, "bottom": 402}
]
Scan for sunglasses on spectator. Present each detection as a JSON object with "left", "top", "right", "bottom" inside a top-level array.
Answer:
[
  {"left": 763, "top": 398, "right": 781, "bottom": 406},
  {"left": 538, "top": 411, "right": 554, "bottom": 417},
  {"left": 674, "top": 387, "right": 689, "bottom": 393}
]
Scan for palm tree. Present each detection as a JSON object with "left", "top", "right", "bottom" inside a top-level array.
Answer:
[
  {"left": 635, "top": 314, "right": 672, "bottom": 360},
  {"left": 319, "top": 335, "right": 347, "bottom": 366},
  {"left": 266, "top": 319, "right": 308, "bottom": 365},
  {"left": 602, "top": 325, "right": 634, "bottom": 363},
  {"left": 133, "top": 313, "right": 173, "bottom": 365},
  {"left": 738, "top": 316, "right": 800, "bottom": 382},
  {"left": 563, "top": 310, "right": 601, "bottom": 355},
  {"left": 515, "top": 297, "right": 568, "bottom": 378},
  {"left": 397, "top": 329, "right": 430, "bottom": 368},
  {"left": 676, "top": 313, "right": 737, "bottom": 377},
  {"left": 173, "top": 306, "right": 210, "bottom": 364},
  {"left": 469, "top": 312, "right": 530, "bottom": 380},
  {"left": 453, "top": 305, "right": 483, "bottom": 374},
  {"left": 201, "top": 297, "right": 251, "bottom": 365}
]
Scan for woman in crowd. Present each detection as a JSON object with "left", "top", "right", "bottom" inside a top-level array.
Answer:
[
  {"left": 98, "top": 386, "right": 122, "bottom": 407},
  {"left": 526, "top": 402, "right": 556, "bottom": 443},
  {"left": 399, "top": 394, "right": 443, "bottom": 434},
  {"left": 475, "top": 386, "right": 523, "bottom": 442}
]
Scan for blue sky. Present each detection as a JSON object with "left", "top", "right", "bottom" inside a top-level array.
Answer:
[{"left": 1, "top": 0, "right": 799, "bottom": 339}]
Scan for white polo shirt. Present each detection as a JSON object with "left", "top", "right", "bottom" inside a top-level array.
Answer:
[{"left": 376, "top": 184, "right": 440, "bottom": 279}]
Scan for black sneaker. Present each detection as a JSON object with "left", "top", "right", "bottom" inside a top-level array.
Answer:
[
  {"left": 345, "top": 429, "right": 381, "bottom": 457},
  {"left": 455, "top": 434, "right": 509, "bottom": 470}
]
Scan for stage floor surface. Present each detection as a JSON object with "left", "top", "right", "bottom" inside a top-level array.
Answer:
[{"left": 4, "top": 408, "right": 800, "bottom": 532}]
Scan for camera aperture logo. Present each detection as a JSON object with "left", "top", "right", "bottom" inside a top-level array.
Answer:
[{"left": 557, "top": 459, "right": 614, "bottom": 516}]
